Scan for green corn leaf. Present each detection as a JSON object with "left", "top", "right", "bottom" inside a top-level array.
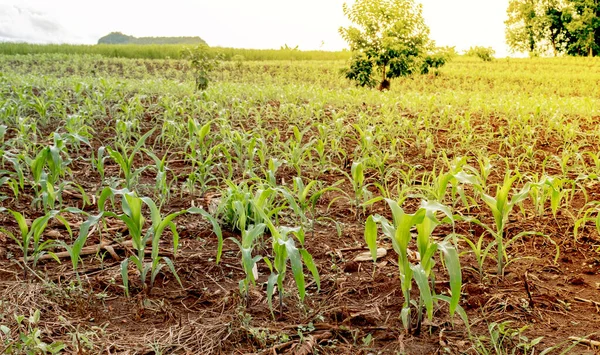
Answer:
[
  {"left": 365, "top": 215, "right": 378, "bottom": 262},
  {"left": 241, "top": 247, "right": 256, "bottom": 284},
  {"left": 400, "top": 306, "right": 411, "bottom": 330},
  {"left": 163, "top": 256, "right": 183, "bottom": 288},
  {"left": 351, "top": 161, "right": 365, "bottom": 188},
  {"left": 411, "top": 264, "right": 434, "bottom": 320},
  {"left": 129, "top": 128, "right": 156, "bottom": 165},
  {"left": 284, "top": 238, "right": 305, "bottom": 301},
  {"left": 31, "top": 148, "right": 48, "bottom": 183},
  {"left": 170, "top": 222, "right": 180, "bottom": 257},
  {"left": 198, "top": 121, "right": 212, "bottom": 141},
  {"left": 244, "top": 223, "right": 266, "bottom": 249},
  {"left": 263, "top": 257, "right": 273, "bottom": 272},
  {"left": 121, "top": 258, "right": 130, "bottom": 297},
  {"left": 266, "top": 272, "right": 278, "bottom": 317},
  {"left": 438, "top": 242, "right": 462, "bottom": 316},
  {"left": 301, "top": 180, "right": 317, "bottom": 203},
  {"left": 69, "top": 213, "right": 103, "bottom": 270},
  {"left": 273, "top": 241, "right": 287, "bottom": 273},
  {"left": 140, "top": 197, "right": 161, "bottom": 228},
  {"left": 188, "top": 207, "right": 223, "bottom": 263},
  {"left": 435, "top": 295, "right": 470, "bottom": 334},
  {"left": 0, "top": 227, "right": 18, "bottom": 247},
  {"left": 300, "top": 249, "right": 320, "bottom": 291},
  {"left": 8, "top": 209, "right": 29, "bottom": 239}
]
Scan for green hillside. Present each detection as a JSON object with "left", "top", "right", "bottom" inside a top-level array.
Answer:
[{"left": 98, "top": 32, "right": 207, "bottom": 45}]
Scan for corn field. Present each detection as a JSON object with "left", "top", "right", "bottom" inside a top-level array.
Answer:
[{"left": 0, "top": 52, "right": 599, "bottom": 354}]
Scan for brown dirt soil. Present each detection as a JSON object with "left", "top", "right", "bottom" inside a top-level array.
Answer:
[{"left": 1, "top": 123, "right": 600, "bottom": 355}]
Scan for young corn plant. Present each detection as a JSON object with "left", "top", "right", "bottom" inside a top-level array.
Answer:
[
  {"left": 528, "top": 176, "right": 572, "bottom": 218},
  {"left": 1, "top": 152, "right": 25, "bottom": 200},
  {"left": 56, "top": 212, "right": 103, "bottom": 285},
  {"left": 91, "top": 146, "right": 107, "bottom": 183},
  {"left": 364, "top": 199, "right": 464, "bottom": 333},
  {"left": 283, "top": 125, "right": 314, "bottom": 177},
  {"left": 339, "top": 160, "right": 371, "bottom": 220},
  {"left": 424, "top": 157, "right": 480, "bottom": 206},
  {"left": 227, "top": 201, "right": 267, "bottom": 301},
  {"left": 243, "top": 188, "right": 320, "bottom": 318},
  {"left": 476, "top": 172, "right": 530, "bottom": 276},
  {"left": 574, "top": 201, "right": 600, "bottom": 244},
  {"left": 263, "top": 157, "right": 285, "bottom": 187},
  {"left": 27, "top": 133, "right": 72, "bottom": 211},
  {"left": 467, "top": 171, "right": 559, "bottom": 277},
  {"left": 99, "top": 187, "right": 222, "bottom": 296},
  {"left": 184, "top": 117, "right": 213, "bottom": 164},
  {"left": 0, "top": 208, "right": 71, "bottom": 279},
  {"left": 217, "top": 180, "right": 283, "bottom": 232},
  {"left": 104, "top": 128, "right": 155, "bottom": 190},
  {"left": 144, "top": 149, "right": 174, "bottom": 207},
  {"left": 0, "top": 309, "right": 65, "bottom": 354},
  {"left": 279, "top": 177, "right": 343, "bottom": 238}
]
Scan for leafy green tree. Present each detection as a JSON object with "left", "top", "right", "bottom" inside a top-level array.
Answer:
[
  {"left": 566, "top": 0, "right": 600, "bottom": 56},
  {"left": 339, "top": 0, "right": 444, "bottom": 89},
  {"left": 542, "top": 5, "right": 573, "bottom": 55},
  {"left": 505, "top": 0, "right": 599, "bottom": 56},
  {"left": 183, "top": 44, "right": 223, "bottom": 91},
  {"left": 506, "top": 0, "right": 541, "bottom": 53},
  {"left": 505, "top": 0, "right": 572, "bottom": 56}
]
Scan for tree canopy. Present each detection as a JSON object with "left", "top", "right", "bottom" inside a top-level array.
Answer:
[
  {"left": 98, "top": 32, "right": 207, "bottom": 45},
  {"left": 339, "top": 0, "right": 447, "bottom": 89},
  {"left": 505, "top": 0, "right": 600, "bottom": 56}
]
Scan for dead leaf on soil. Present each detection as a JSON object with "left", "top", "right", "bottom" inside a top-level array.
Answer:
[
  {"left": 46, "top": 229, "right": 62, "bottom": 238},
  {"left": 353, "top": 248, "right": 387, "bottom": 262}
]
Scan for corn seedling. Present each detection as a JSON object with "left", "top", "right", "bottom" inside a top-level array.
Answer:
[
  {"left": 338, "top": 160, "right": 371, "bottom": 220},
  {"left": 0, "top": 310, "right": 65, "bottom": 354},
  {"left": 105, "top": 128, "right": 155, "bottom": 190},
  {"left": 0, "top": 208, "right": 71, "bottom": 278},
  {"left": 228, "top": 211, "right": 266, "bottom": 301},
  {"left": 56, "top": 212, "right": 103, "bottom": 285},
  {"left": 279, "top": 177, "right": 343, "bottom": 238},
  {"left": 27, "top": 133, "right": 72, "bottom": 211},
  {"left": 476, "top": 171, "right": 530, "bottom": 276},
  {"left": 364, "top": 199, "right": 462, "bottom": 333},
  {"left": 144, "top": 149, "right": 174, "bottom": 206},
  {"left": 250, "top": 188, "right": 320, "bottom": 317},
  {"left": 99, "top": 187, "right": 221, "bottom": 296},
  {"left": 217, "top": 180, "right": 283, "bottom": 232}
]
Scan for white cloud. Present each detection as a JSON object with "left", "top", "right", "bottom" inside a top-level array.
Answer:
[{"left": 0, "top": 4, "right": 69, "bottom": 43}]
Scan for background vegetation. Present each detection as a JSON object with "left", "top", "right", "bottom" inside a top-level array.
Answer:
[
  {"left": 97, "top": 32, "right": 207, "bottom": 45},
  {"left": 506, "top": 0, "right": 600, "bottom": 56},
  {"left": 0, "top": 42, "right": 351, "bottom": 61}
]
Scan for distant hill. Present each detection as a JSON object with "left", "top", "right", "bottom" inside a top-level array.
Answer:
[{"left": 98, "top": 32, "right": 207, "bottom": 45}]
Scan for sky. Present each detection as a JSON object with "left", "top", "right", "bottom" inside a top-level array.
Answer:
[{"left": 0, "top": 0, "right": 513, "bottom": 57}]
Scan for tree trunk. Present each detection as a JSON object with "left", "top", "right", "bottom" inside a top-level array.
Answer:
[{"left": 378, "top": 65, "right": 390, "bottom": 91}]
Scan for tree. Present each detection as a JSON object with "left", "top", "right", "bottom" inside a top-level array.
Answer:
[
  {"left": 505, "top": 0, "right": 599, "bottom": 56},
  {"left": 542, "top": 5, "right": 573, "bottom": 55},
  {"left": 339, "top": 0, "right": 443, "bottom": 89},
  {"left": 183, "top": 44, "right": 222, "bottom": 91},
  {"left": 505, "top": 0, "right": 572, "bottom": 56},
  {"left": 566, "top": 0, "right": 600, "bottom": 56}
]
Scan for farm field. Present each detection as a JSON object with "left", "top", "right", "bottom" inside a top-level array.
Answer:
[{"left": 1, "top": 53, "right": 600, "bottom": 354}]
